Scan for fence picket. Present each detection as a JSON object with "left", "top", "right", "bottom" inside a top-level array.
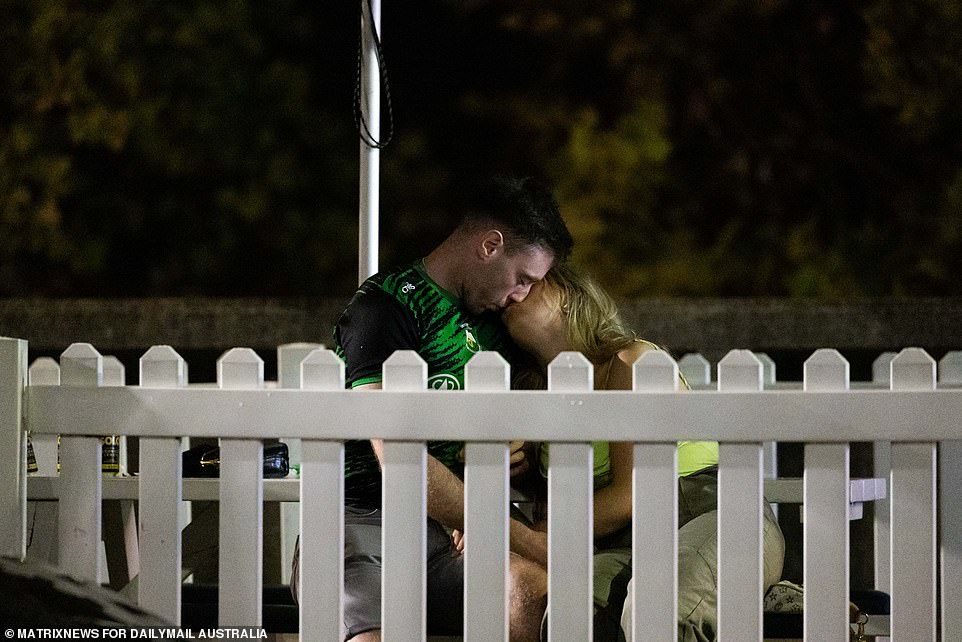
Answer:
[
  {"left": 298, "top": 348, "right": 344, "bottom": 642},
  {"left": 464, "top": 352, "right": 511, "bottom": 642},
  {"left": 716, "top": 350, "right": 764, "bottom": 641},
  {"left": 382, "top": 350, "right": 428, "bottom": 641},
  {"left": 27, "top": 357, "right": 60, "bottom": 476},
  {"left": 890, "top": 349, "right": 937, "bottom": 642},
  {"left": 547, "top": 352, "right": 594, "bottom": 642},
  {"left": 940, "top": 442, "right": 962, "bottom": 641},
  {"left": 872, "top": 351, "right": 896, "bottom": 595},
  {"left": 802, "top": 349, "right": 850, "bottom": 641},
  {"left": 278, "top": 343, "right": 324, "bottom": 469},
  {"left": 100, "top": 354, "right": 139, "bottom": 592},
  {"left": 629, "top": 351, "right": 679, "bottom": 642},
  {"left": 278, "top": 342, "right": 324, "bottom": 588},
  {"left": 24, "top": 357, "right": 61, "bottom": 568},
  {"left": 217, "top": 347, "right": 265, "bottom": 627},
  {"left": 755, "top": 353, "right": 779, "bottom": 496},
  {"left": 755, "top": 352, "right": 776, "bottom": 386},
  {"left": 939, "top": 351, "right": 962, "bottom": 641},
  {"left": 58, "top": 343, "right": 104, "bottom": 583},
  {"left": 138, "top": 345, "right": 186, "bottom": 624},
  {"left": 0, "top": 337, "right": 28, "bottom": 559},
  {"left": 940, "top": 350, "right": 962, "bottom": 385},
  {"left": 678, "top": 353, "right": 711, "bottom": 387}
]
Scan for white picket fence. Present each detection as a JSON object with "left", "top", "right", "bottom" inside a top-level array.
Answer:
[{"left": 2, "top": 336, "right": 961, "bottom": 641}]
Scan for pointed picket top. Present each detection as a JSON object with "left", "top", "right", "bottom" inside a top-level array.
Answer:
[
  {"left": 803, "top": 349, "right": 850, "bottom": 392},
  {"left": 678, "top": 353, "right": 711, "bottom": 387},
  {"left": 633, "top": 350, "right": 679, "bottom": 392},
  {"left": 717, "top": 349, "right": 763, "bottom": 392},
  {"left": 755, "top": 352, "right": 776, "bottom": 385},
  {"left": 61, "top": 343, "right": 103, "bottom": 387},
  {"left": 217, "top": 347, "right": 264, "bottom": 389},
  {"left": 140, "top": 346, "right": 187, "bottom": 388},
  {"left": 872, "top": 351, "right": 897, "bottom": 384},
  {"left": 890, "top": 348, "right": 936, "bottom": 391},
  {"left": 102, "top": 356, "right": 126, "bottom": 387},
  {"left": 300, "top": 348, "right": 345, "bottom": 390},
  {"left": 548, "top": 351, "right": 593, "bottom": 392},
  {"left": 938, "top": 351, "right": 962, "bottom": 385},
  {"left": 383, "top": 350, "right": 427, "bottom": 391},
  {"left": 278, "top": 342, "right": 324, "bottom": 389},
  {"left": 465, "top": 351, "right": 510, "bottom": 392},
  {"left": 28, "top": 357, "right": 61, "bottom": 386}
]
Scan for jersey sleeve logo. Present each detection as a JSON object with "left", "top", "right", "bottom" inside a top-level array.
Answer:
[{"left": 401, "top": 281, "right": 416, "bottom": 294}]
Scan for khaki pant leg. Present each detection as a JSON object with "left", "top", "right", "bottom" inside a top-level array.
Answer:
[{"left": 620, "top": 473, "right": 786, "bottom": 642}]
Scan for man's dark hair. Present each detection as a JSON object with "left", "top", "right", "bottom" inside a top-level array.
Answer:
[{"left": 460, "top": 176, "right": 573, "bottom": 261}]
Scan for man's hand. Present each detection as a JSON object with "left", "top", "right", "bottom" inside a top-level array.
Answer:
[{"left": 452, "top": 528, "right": 465, "bottom": 554}]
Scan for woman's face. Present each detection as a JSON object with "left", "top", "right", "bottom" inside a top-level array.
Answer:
[{"left": 501, "top": 279, "right": 566, "bottom": 354}]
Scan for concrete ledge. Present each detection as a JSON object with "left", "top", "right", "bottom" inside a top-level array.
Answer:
[
  {"left": 2, "top": 297, "right": 961, "bottom": 359},
  {"left": 624, "top": 297, "right": 962, "bottom": 361},
  {"left": 0, "top": 298, "right": 345, "bottom": 351}
]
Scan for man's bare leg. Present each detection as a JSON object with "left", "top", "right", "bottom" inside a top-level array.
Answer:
[
  {"left": 345, "top": 556, "right": 545, "bottom": 642},
  {"left": 509, "top": 553, "right": 548, "bottom": 642}
]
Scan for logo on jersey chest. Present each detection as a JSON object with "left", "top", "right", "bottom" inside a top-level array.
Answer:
[
  {"left": 426, "top": 324, "right": 483, "bottom": 390},
  {"left": 428, "top": 373, "right": 461, "bottom": 390}
]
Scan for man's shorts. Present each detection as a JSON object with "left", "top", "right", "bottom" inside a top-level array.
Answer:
[{"left": 291, "top": 505, "right": 465, "bottom": 640}]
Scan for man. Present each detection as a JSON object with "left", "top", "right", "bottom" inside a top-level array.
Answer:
[{"left": 292, "top": 176, "right": 573, "bottom": 642}]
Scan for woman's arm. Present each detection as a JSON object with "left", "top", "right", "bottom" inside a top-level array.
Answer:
[
  {"left": 593, "top": 440, "right": 634, "bottom": 538},
  {"left": 591, "top": 342, "right": 671, "bottom": 538}
]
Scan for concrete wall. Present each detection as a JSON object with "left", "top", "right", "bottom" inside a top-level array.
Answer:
[{"left": 3, "top": 296, "right": 961, "bottom": 359}]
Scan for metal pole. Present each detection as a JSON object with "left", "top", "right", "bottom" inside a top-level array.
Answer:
[{"left": 358, "top": 0, "right": 381, "bottom": 284}]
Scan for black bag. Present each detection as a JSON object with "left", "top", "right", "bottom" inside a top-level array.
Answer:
[{"left": 182, "top": 442, "right": 290, "bottom": 479}]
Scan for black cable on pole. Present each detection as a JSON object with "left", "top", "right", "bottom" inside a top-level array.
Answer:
[{"left": 354, "top": 0, "right": 394, "bottom": 149}]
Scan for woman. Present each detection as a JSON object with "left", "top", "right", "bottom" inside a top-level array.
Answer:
[{"left": 501, "top": 263, "right": 785, "bottom": 642}]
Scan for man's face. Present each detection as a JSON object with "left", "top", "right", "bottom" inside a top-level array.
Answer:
[
  {"left": 501, "top": 278, "right": 565, "bottom": 355},
  {"left": 463, "top": 245, "right": 554, "bottom": 315}
]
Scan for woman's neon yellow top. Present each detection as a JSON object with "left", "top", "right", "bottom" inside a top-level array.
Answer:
[
  {"left": 539, "top": 440, "right": 718, "bottom": 489},
  {"left": 538, "top": 340, "right": 718, "bottom": 486}
]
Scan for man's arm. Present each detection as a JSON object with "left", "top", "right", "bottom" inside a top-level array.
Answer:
[{"left": 357, "top": 382, "right": 547, "bottom": 566}]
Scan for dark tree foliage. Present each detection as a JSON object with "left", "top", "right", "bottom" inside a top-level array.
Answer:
[
  {"left": 1, "top": 0, "right": 960, "bottom": 297},
  {"left": 0, "top": 1, "right": 359, "bottom": 296}
]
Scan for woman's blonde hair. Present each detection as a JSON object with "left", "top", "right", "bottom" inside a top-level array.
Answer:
[
  {"left": 542, "top": 263, "right": 638, "bottom": 364},
  {"left": 511, "top": 264, "right": 686, "bottom": 390}
]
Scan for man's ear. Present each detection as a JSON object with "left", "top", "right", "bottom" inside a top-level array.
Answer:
[{"left": 479, "top": 230, "right": 505, "bottom": 260}]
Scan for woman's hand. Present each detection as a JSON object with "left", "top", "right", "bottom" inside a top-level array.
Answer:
[{"left": 509, "top": 440, "right": 530, "bottom": 477}]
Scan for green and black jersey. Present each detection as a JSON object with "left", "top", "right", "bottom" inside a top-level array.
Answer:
[{"left": 334, "top": 260, "right": 517, "bottom": 508}]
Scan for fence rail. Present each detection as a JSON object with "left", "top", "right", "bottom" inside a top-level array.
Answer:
[{"left": 2, "top": 336, "right": 961, "bottom": 641}]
